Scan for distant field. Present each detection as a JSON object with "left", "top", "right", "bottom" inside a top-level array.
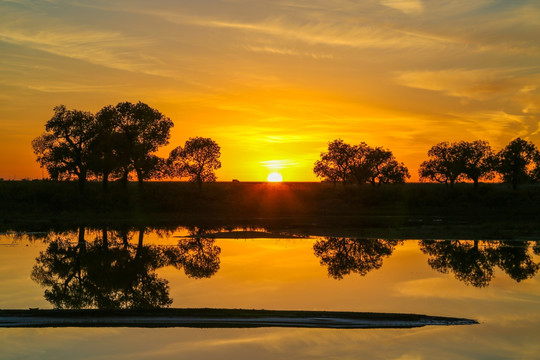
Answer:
[{"left": 1, "top": 180, "right": 539, "bottom": 239}]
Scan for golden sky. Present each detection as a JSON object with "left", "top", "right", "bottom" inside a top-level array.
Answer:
[{"left": 1, "top": 0, "right": 539, "bottom": 181}]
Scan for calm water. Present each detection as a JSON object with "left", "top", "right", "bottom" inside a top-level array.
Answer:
[{"left": 1, "top": 228, "right": 539, "bottom": 359}]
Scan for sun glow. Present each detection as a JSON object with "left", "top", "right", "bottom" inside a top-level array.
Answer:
[{"left": 267, "top": 172, "right": 283, "bottom": 182}]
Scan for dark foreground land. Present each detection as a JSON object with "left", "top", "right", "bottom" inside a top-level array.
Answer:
[
  {"left": 0, "top": 308, "right": 477, "bottom": 329},
  {"left": 1, "top": 181, "right": 540, "bottom": 239}
]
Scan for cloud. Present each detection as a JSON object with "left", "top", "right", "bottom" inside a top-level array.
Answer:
[
  {"left": 0, "top": 28, "right": 165, "bottom": 76},
  {"left": 396, "top": 68, "right": 531, "bottom": 100},
  {"left": 380, "top": 0, "right": 424, "bottom": 14},
  {"left": 242, "top": 45, "right": 334, "bottom": 59}
]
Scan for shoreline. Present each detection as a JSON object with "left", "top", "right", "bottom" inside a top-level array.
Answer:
[{"left": 0, "top": 308, "right": 478, "bottom": 329}]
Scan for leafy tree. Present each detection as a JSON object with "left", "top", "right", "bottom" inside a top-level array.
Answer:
[
  {"left": 31, "top": 105, "right": 96, "bottom": 192},
  {"left": 313, "top": 237, "right": 402, "bottom": 279},
  {"left": 88, "top": 106, "right": 125, "bottom": 190},
  {"left": 455, "top": 140, "right": 496, "bottom": 188},
  {"left": 357, "top": 146, "right": 410, "bottom": 186},
  {"left": 496, "top": 137, "right": 539, "bottom": 189},
  {"left": 314, "top": 139, "right": 357, "bottom": 183},
  {"left": 314, "top": 139, "right": 409, "bottom": 185},
  {"left": 419, "top": 142, "right": 463, "bottom": 186},
  {"left": 419, "top": 140, "right": 495, "bottom": 188},
  {"left": 95, "top": 102, "right": 174, "bottom": 187},
  {"left": 168, "top": 137, "right": 221, "bottom": 189}
]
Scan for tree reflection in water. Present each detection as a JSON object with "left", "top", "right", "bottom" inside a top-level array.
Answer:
[
  {"left": 313, "top": 237, "right": 402, "bottom": 279},
  {"left": 31, "top": 227, "right": 173, "bottom": 309},
  {"left": 163, "top": 226, "right": 221, "bottom": 279},
  {"left": 31, "top": 226, "right": 222, "bottom": 309},
  {"left": 420, "top": 240, "right": 540, "bottom": 287}
]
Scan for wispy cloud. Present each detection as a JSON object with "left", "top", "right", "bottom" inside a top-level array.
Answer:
[
  {"left": 396, "top": 68, "right": 537, "bottom": 100},
  {"left": 0, "top": 28, "right": 164, "bottom": 75},
  {"left": 380, "top": 0, "right": 424, "bottom": 14}
]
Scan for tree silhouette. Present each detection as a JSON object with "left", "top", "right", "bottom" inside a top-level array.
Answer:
[
  {"left": 31, "top": 227, "right": 174, "bottom": 309},
  {"left": 496, "top": 138, "right": 539, "bottom": 189},
  {"left": 420, "top": 240, "right": 540, "bottom": 287},
  {"left": 31, "top": 105, "right": 96, "bottom": 192},
  {"left": 358, "top": 146, "right": 410, "bottom": 186},
  {"left": 314, "top": 139, "right": 357, "bottom": 183},
  {"left": 419, "top": 142, "right": 462, "bottom": 186},
  {"left": 313, "top": 237, "right": 402, "bottom": 279},
  {"left": 314, "top": 139, "right": 409, "bottom": 185},
  {"left": 88, "top": 106, "right": 127, "bottom": 190},
  {"left": 165, "top": 235, "right": 221, "bottom": 279},
  {"left": 455, "top": 140, "right": 496, "bottom": 188},
  {"left": 96, "top": 102, "right": 173, "bottom": 187},
  {"left": 494, "top": 241, "right": 540, "bottom": 282},
  {"left": 419, "top": 140, "right": 495, "bottom": 188},
  {"left": 168, "top": 137, "right": 221, "bottom": 189}
]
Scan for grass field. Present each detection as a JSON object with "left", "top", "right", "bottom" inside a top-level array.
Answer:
[{"left": 1, "top": 180, "right": 539, "bottom": 239}]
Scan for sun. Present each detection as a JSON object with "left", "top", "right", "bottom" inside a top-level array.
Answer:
[{"left": 267, "top": 172, "right": 283, "bottom": 182}]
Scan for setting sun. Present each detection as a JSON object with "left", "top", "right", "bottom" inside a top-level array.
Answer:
[{"left": 267, "top": 172, "right": 283, "bottom": 182}]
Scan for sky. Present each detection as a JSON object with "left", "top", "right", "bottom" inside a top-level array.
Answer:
[{"left": 1, "top": 0, "right": 539, "bottom": 181}]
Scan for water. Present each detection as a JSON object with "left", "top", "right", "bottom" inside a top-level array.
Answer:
[{"left": 1, "top": 228, "right": 539, "bottom": 359}]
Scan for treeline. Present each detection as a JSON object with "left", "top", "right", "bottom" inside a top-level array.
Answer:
[
  {"left": 314, "top": 138, "right": 540, "bottom": 189},
  {"left": 32, "top": 102, "right": 221, "bottom": 192},
  {"left": 32, "top": 102, "right": 540, "bottom": 191}
]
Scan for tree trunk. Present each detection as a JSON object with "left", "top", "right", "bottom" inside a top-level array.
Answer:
[
  {"left": 135, "top": 167, "right": 144, "bottom": 188},
  {"left": 78, "top": 171, "right": 87, "bottom": 194},
  {"left": 78, "top": 226, "right": 86, "bottom": 249},
  {"left": 135, "top": 228, "right": 144, "bottom": 259},
  {"left": 121, "top": 170, "right": 129, "bottom": 188},
  {"left": 102, "top": 171, "right": 109, "bottom": 191}
]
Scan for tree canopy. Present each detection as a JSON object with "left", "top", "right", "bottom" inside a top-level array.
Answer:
[
  {"left": 168, "top": 137, "right": 221, "bottom": 188},
  {"left": 31, "top": 105, "right": 96, "bottom": 192},
  {"left": 32, "top": 102, "right": 173, "bottom": 190},
  {"left": 497, "top": 137, "right": 539, "bottom": 189},
  {"left": 419, "top": 140, "right": 495, "bottom": 187},
  {"left": 95, "top": 102, "right": 173, "bottom": 187},
  {"left": 313, "top": 139, "right": 409, "bottom": 185}
]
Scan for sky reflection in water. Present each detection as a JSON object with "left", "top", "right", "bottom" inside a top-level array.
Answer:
[{"left": 0, "top": 228, "right": 539, "bottom": 359}]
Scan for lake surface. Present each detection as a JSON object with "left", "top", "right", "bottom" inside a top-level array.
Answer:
[{"left": 1, "top": 228, "right": 539, "bottom": 359}]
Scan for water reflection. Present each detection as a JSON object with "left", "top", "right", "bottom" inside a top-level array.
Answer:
[
  {"left": 420, "top": 240, "right": 540, "bottom": 287},
  {"left": 166, "top": 227, "right": 221, "bottom": 279},
  {"left": 31, "top": 227, "right": 174, "bottom": 309},
  {"left": 313, "top": 237, "right": 402, "bottom": 279},
  {"left": 30, "top": 227, "right": 222, "bottom": 309},
  {"left": 27, "top": 228, "right": 540, "bottom": 309}
]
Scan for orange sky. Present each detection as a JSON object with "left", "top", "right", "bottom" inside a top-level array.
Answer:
[{"left": 1, "top": 0, "right": 539, "bottom": 181}]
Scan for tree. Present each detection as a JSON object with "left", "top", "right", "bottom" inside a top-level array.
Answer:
[
  {"left": 314, "top": 139, "right": 409, "bottom": 185},
  {"left": 314, "top": 139, "right": 357, "bottom": 183},
  {"left": 419, "top": 142, "right": 463, "bottom": 186},
  {"left": 31, "top": 105, "right": 96, "bottom": 192},
  {"left": 496, "top": 138, "right": 539, "bottom": 190},
  {"left": 455, "top": 140, "right": 496, "bottom": 188},
  {"left": 419, "top": 140, "right": 495, "bottom": 188},
  {"left": 168, "top": 137, "right": 221, "bottom": 189},
  {"left": 88, "top": 106, "right": 125, "bottom": 190},
  {"left": 358, "top": 146, "right": 410, "bottom": 186},
  {"left": 95, "top": 102, "right": 174, "bottom": 187}
]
